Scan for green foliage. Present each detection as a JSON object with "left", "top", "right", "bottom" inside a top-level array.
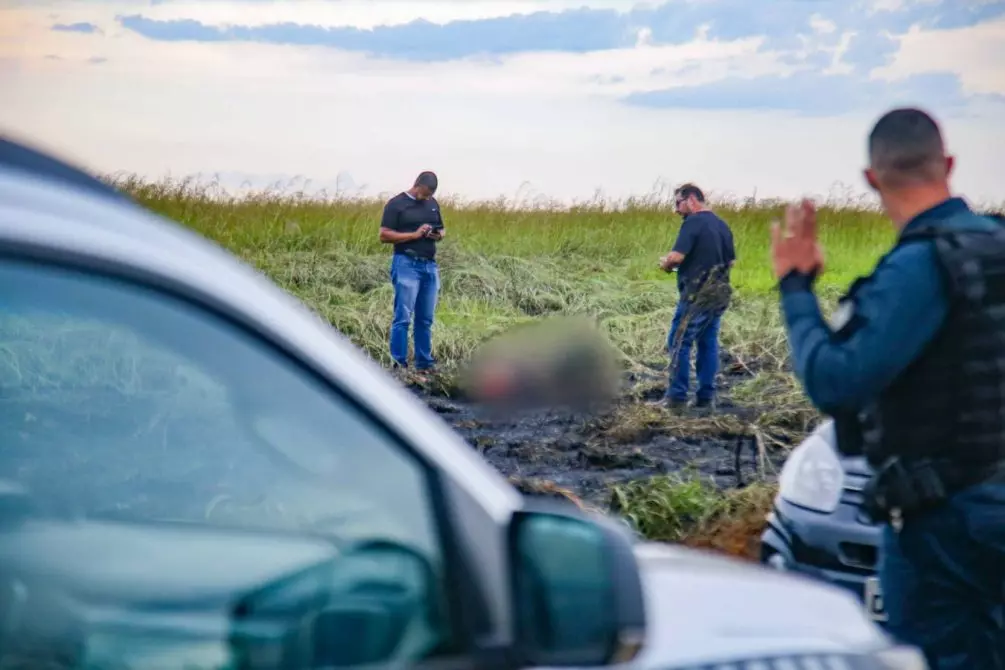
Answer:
[{"left": 611, "top": 474, "right": 777, "bottom": 551}]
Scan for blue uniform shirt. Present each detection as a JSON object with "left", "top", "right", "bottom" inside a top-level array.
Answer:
[{"left": 779, "top": 197, "right": 1000, "bottom": 416}]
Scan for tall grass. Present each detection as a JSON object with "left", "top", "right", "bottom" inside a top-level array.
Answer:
[{"left": 110, "top": 175, "right": 897, "bottom": 373}]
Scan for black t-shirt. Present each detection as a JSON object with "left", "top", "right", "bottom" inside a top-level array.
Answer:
[
  {"left": 671, "top": 210, "right": 736, "bottom": 300},
  {"left": 380, "top": 192, "right": 444, "bottom": 260}
]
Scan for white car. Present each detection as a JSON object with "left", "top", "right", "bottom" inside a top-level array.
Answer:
[
  {"left": 760, "top": 419, "right": 891, "bottom": 625},
  {"left": 0, "top": 137, "right": 925, "bottom": 669}
]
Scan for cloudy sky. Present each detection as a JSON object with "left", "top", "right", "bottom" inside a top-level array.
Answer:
[{"left": 2, "top": 0, "right": 1004, "bottom": 204}]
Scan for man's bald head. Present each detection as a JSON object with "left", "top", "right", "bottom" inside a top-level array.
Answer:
[{"left": 867, "top": 108, "right": 951, "bottom": 189}]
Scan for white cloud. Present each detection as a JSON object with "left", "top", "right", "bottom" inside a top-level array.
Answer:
[
  {"left": 1, "top": 11, "right": 789, "bottom": 100},
  {"left": 865, "top": 0, "right": 940, "bottom": 15},
  {"left": 635, "top": 26, "right": 654, "bottom": 48},
  {"left": 868, "top": 0, "right": 908, "bottom": 12},
  {"left": 1, "top": 1, "right": 1003, "bottom": 206},
  {"left": 809, "top": 14, "right": 838, "bottom": 35},
  {"left": 822, "top": 31, "right": 857, "bottom": 75},
  {"left": 22, "top": 0, "right": 636, "bottom": 31},
  {"left": 872, "top": 16, "right": 1005, "bottom": 95}
]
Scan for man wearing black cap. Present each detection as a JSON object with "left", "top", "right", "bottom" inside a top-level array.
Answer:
[{"left": 379, "top": 171, "right": 446, "bottom": 371}]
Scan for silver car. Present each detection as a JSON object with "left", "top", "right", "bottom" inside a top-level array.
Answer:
[{"left": 0, "top": 137, "right": 925, "bottom": 669}]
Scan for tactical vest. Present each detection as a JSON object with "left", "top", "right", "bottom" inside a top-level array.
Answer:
[{"left": 857, "top": 216, "right": 1005, "bottom": 472}]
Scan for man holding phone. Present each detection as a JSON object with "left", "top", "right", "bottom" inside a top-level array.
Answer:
[{"left": 379, "top": 171, "right": 446, "bottom": 371}]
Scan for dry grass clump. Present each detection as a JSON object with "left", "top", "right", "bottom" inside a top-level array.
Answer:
[
  {"left": 610, "top": 475, "right": 777, "bottom": 560},
  {"left": 678, "top": 484, "right": 779, "bottom": 560},
  {"left": 591, "top": 403, "right": 751, "bottom": 444}
]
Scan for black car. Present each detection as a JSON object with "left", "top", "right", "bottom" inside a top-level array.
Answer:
[{"left": 759, "top": 420, "right": 888, "bottom": 626}]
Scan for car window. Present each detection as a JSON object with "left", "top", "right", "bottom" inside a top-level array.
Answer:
[{"left": 0, "top": 258, "right": 452, "bottom": 661}]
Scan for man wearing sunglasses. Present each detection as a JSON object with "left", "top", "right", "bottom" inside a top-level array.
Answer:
[
  {"left": 658, "top": 183, "right": 736, "bottom": 409},
  {"left": 772, "top": 107, "right": 1005, "bottom": 669}
]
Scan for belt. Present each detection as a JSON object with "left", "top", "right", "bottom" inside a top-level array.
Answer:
[{"left": 398, "top": 250, "right": 436, "bottom": 262}]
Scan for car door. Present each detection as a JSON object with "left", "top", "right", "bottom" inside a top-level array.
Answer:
[{"left": 0, "top": 251, "right": 488, "bottom": 668}]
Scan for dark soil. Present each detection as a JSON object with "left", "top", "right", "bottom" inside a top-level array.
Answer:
[{"left": 402, "top": 353, "right": 795, "bottom": 509}]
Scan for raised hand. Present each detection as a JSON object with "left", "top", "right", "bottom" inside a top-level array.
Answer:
[{"left": 771, "top": 198, "right": 825, "bottom": 280}]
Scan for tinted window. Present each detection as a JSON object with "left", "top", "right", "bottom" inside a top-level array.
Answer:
[
  {"left": 0, "top": 258, "right": 459, "bottom": 662},
  {"left": 0, "top": 257, "right": 450, "bottom": 571}
]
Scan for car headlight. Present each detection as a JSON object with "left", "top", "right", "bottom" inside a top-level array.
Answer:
[{"left": 778, "top": 420, "right": 845, "bottom": 513}]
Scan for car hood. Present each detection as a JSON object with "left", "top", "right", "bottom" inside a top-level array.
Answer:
[{"left": 629, "top": 541, "right": 889, "bottom": 667}]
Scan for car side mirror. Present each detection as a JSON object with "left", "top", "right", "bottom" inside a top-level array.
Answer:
[{"left": 507, "top": 499, "right": 646, "bottom": 667}]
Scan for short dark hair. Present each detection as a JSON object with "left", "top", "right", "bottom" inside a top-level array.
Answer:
[
  {"left": 675, "top": 183, "right": 704, "bottom": 203},
  {"left": 414, "top": 171, "right": 438, "bottom": 192},
  {"left": 868, "top": 107, "right": 946, "bottom": 186}
]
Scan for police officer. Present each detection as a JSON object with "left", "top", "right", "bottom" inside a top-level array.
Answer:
[{"left": 771, "top": 107, "right": 1005, "bottom": 668}]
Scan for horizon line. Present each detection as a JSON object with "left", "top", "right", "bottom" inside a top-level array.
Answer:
[{"left": 100, "top": 172, "right": 1005, "bottom": 213}]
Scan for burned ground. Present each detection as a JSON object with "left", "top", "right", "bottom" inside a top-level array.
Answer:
[{"left": 396, "top": 350, "right": 816, "bottom": 560}]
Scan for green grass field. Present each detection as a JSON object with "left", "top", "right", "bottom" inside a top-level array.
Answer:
[
  {"left": 115, "top": 175, "right": 896, "bottom": 366},
  {"left": 109, "top": 175, "right": 906, "bottom": 557}
]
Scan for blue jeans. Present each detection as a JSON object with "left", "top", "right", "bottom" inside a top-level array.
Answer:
[
  {"left": 389, "top": 254, "right": 440, "bottom": 369},
  {"left": 665, "top": 298, "right": 723, "bottom": 402},
  {"left": 880, "top": 480, "right": 1005, "bottom": 669}
]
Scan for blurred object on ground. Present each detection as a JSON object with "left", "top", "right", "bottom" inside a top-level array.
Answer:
[{"left": 460, "top": 315, "right": 622, "bottom": 413}]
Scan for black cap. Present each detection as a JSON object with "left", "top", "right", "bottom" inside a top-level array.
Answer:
[{"left": 415, "top": 171, "right": 438, "bottom": 193}]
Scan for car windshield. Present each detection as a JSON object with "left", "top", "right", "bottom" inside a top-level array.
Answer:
[{"left": 0, "top": 259, "right": 439, "bottom": 556}]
